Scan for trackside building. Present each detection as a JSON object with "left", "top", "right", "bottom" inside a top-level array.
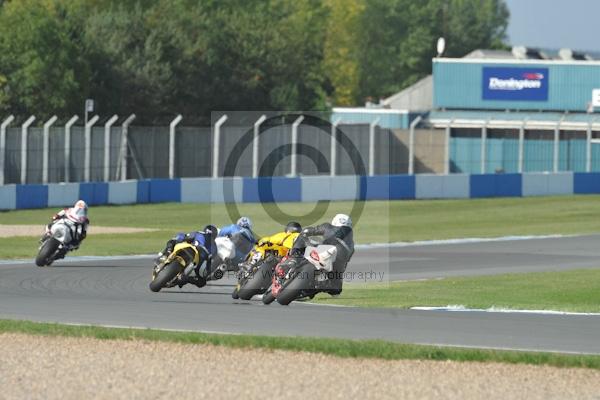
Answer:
[{"left": 428, "top": 53, "right": 600, "bottom": 174}]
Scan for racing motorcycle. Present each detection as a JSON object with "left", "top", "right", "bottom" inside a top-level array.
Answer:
[
  {"left": 35, "top": 219, "right": 84, "bottom": 267},
  {"left": 232, "top": 251, "right": 281, "bottom": 300},
  {"left": 149, "top": 236, "right": 237, "bottom": 292},
  {"left": 263, "top": 241, "right": 338, "bottom": 306}
]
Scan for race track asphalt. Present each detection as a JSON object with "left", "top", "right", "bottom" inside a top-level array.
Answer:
[{"left": 1, "top": 235, "right": 599, "bottom": 354}]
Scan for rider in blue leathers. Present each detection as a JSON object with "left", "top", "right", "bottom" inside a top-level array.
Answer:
[
  {"left": 157, "top": 217, "right": 255, "bottom": 288},
  {"left": 217, "top": 217, "right": 256, "bottom": 266},
  {"left": 158, "top": 224, "right": 218, "bottom": 288}
]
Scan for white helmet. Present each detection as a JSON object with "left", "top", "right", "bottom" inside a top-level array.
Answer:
[
  {"left": 68, "top": 200, "right": 88, "bottom": 223},
  {"left": 331, "top": 213, "right": 352, "bottom": 228},
  {"left": 237, "top": 216, "right": 253, "bottom": 230}
]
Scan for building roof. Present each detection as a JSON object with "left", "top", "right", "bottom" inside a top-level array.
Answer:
[{"left": 380, "top": 75, "right": 433, "bottom": 112}]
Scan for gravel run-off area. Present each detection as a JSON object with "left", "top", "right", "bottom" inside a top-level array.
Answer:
[
  {"left": 0, "top": 225, "right": 157, "bottom": 238},
  {"left": 0, "top": 333, "right": 599, "bottom": 400}
]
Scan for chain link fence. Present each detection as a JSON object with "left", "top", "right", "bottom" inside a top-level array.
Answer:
[{"left": 6, "top": 116, "right": 597, "bottom": 185}]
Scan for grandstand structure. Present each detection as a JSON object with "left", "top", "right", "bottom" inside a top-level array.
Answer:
[{"left": 334, "top": 47, "right": 600, "bottom": 175}]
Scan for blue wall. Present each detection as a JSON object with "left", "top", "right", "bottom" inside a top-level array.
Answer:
[
  {"left": 434, "top": 59, "right": 600, "bottom": 112},
  {"left": 1, "top": 172, "right": 598, "bottom": 210}
]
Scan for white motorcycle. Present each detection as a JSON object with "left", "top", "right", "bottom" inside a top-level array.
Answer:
[
  {"left": 35, "top": 219, "right": 83, "bottom": 267},
  {"left": 201, "top": 236, "right": 239, "bottom": 281},
  {"left": 265, "top": 242, "right": 339, "bottom": 306}
]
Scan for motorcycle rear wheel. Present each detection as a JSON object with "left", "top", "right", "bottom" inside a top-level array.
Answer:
[
  {"left": 149, "top": 261, "right": 182, "bottom": 292},
  {"left": 35, "top": 237, "right": 60, "bottom": 267},
  {"left": 262, "top": 290, "right": 276, "bottom": 305}
]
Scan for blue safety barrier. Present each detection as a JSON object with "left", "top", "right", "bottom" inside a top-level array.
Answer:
[
  {"left": 79, "top": 183, "right": 109, "bottom": 206},
  {"left": 16, "top": 184, "right": 48, "bottom": 209},
  {"left": 360, "top": 175, "right": 415, "bottom": 200},
  {"left": 470, "top": 173, "right": 522, "bottom": 198},
  {"left": 242, "top": 177, "right": 302, "bottom": 203},
  {"left": 574, "top": 172, "right": 600, "bottom": 194},
  {"left": 2, "top": 173, "right": 600, "bottom": 210}
]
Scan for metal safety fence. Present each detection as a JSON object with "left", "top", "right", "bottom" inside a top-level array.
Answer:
[
  {"left": 5, "top": 113, "right": 599, "bottom": 186},
  {"left": 1, "top": 113, "right": 420, "bottom": 185}
]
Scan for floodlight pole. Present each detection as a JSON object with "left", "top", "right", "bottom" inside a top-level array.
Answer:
[
  {"left": 213, "top": 114, "right": 228, "bottom": 178},
  {"left": 0, "top": 115, "right": 15, "bottom": 186},
  {"left": 103, "top": 115, "right": 119, "bottom": 182},
  {"left": 42, "top": 115, "right": 58, "bottom": 184},
  {"left": 480, "top": 119, "right": 490, "bottom": 174},
  {"left": 408, "top": 116, "right": 422, "bottom": 175},
  {"left": 84, "top": 115, "right": 100, "bottom": 182},
  {"left": 64, "top": 116, "right": 79, "bottom": 183},
  {"left": 169, "top": 115, "right": 183, "bottom": 179},
  {"left": 518, "top": 120, "right": 526, "bottom": 173},
  {"left": 252, "top": 115, "right": 267, "bottom": 178},
  {"left": 444, "top": 120, "right": 453, "bottom": 175},
  {"left": 290, "top": 115, "right": 304, "bottom": 177},
  {"left": 368, "top": 118, "right": 380, "bottom": 176},
  {"left": 117, "top": 114, "right": 136, "bottom": 181},
  {"left": 20, "top": 116, "right": 36, "bottom": 184},
  {"left": 553, "top": 119, "right": 562, "bottom": 173},
  {"left": 587, "top": 117, "right": 597, "bottom": 173},
  {"left": 331, "top": 118, "right": 341, "bottom": 177}
]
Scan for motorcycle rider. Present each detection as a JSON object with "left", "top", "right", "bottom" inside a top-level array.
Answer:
[
  {"left": 217, "top": 217, "right": 257, "bottom": 266},
  {"left": 288, "top": 213, "right": 355, "bottom": 296},
  {"left": 45, "top": 200, "right": 89, "bottom": 253},
  {"left": 157, "top": 224, "right": 218, "bottom": 288},
  {"left": 241, "top": 221, "right": 302, "bottom": 273}
]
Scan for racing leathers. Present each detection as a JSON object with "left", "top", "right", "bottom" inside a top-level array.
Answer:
[
  {"left": 218, "top": 223, "right": 256, "bottom": 265},
  {"left": 161, "top": 230, "right": 215, "bottom": 287},
  {"left": 242, "top": 231, "right": 300, "bottom": 272},
  {"left": 254, "top": 231, "right": 300, "bottom": 258},
  {"left": 291, "top": 223, "right": 355, "bottom": 293},
  {"left": 46, "top": 208, "right": 89, "bottom": 250}
]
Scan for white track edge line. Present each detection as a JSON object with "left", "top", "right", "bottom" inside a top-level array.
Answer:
[{"left": 411, "top": 306, "right": 600, "bottom": 316}]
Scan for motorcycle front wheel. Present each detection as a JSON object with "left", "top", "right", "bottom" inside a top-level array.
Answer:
[
  {"left": 237, "top": 262, "right": 273, "bottom": 300},
  {"left": 149, "top": 261, "right": 182, "bottom": 292},
  {"left": 35, "top": 237, "right": 61, "bottom": 267}
]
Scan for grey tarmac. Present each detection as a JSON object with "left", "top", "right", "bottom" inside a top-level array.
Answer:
[{"left": 1, "top": 234, "right": 599, "bottom": 354}]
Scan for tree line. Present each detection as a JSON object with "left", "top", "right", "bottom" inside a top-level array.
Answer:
[{"left": 0, "top": 0, "right": 508, "bottom": 124}]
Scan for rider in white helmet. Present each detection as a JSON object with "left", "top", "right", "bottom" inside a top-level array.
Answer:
[
  {"left": 46, "top": 200, "right": 90, "bottom": 249},
  {"left": 288, "top": 213, "right": 355, "bottom": 296}
]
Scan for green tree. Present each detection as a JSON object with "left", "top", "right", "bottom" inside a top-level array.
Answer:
[
  {"left": 356, "top": 0, "right": 509, "bottom": 102},
  {"left": 0, "top": 0, "right": 90, "bottom": 119},
  {"left": 323, "top": 0, "right": 365, "bottom": 106}
]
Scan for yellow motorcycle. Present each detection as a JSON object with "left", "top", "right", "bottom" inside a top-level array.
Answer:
[{"left": 149, "top": 242, "right": 200, "bottom": 292}]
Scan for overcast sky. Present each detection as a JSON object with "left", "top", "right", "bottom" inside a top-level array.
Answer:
[{"left": 505, "top": 0, "right": 600, "bottom": 52}]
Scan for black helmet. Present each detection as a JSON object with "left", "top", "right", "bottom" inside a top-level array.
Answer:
[
  {"left": 285, "top": 221, "right": 302, "bottom": 233},
  {"left": 203, "top": 224, "right": 218, "bottom": 237}
]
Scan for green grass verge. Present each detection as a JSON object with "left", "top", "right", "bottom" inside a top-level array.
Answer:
[
  {"left": 1, "top": 319, "right": 599, "bottom": 369},
  {"left": 313, "top": 269, "right": 600, "bottom": 312},
  {"left": 3, "top": 195, "right": 600, "bottom": 258}
]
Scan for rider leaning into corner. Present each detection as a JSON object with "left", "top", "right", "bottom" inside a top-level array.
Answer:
[
  {"left": 156, "top": 217, "right": 255, "bottom": 288},
  {"left": 45, "top": 200, "right": 90, "bottom": 254},
  {"left": 288, "top": 213, "right": 355, "bottom": 296},
  {"left": 241, "top": 221, "right": 302, "bottom": 271},
  {"left": 157, "top": 224, "right": 218, "bottom": 288},
  {"left": 252, "top": 221, "right": 302, "bottom": 260},
  {"left": 217, "top": 216, "right": 256, "bottom": 265}
]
